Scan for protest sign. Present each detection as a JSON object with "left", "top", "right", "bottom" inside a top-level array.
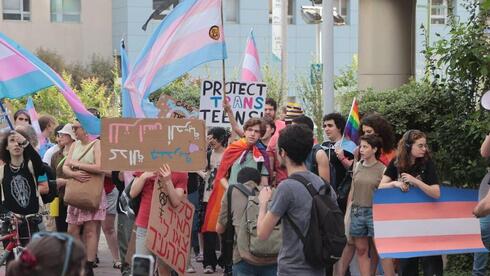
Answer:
[
  {"left": 146, "top": 181, "right": 194, "bottom": 276},
  {"left": 199, "top": 80, "right": 267, "bottom": 127},
  {"left": 101, "top": 118, "right": 206, "bottom": 171},
  {"left": 373, "top": 187, "right": 486, "bottom": 258},
  {"left": 156, "top": 95, "right": 199, "bottom": 119}
]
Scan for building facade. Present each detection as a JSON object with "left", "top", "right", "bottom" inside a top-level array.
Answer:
[
  {"left": 0, "top": 0, "right": 472, "bottom": 95},
  {"left": 0, "top": 0, "right": 112, "bottom": 65}
]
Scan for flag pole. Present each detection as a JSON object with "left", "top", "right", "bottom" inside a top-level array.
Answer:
[
  {"left": 0, "top": 100, "right": 13, "bottom": 130},
  {"left": 220, "top": 0, "right": 227, "bottom": 106}
]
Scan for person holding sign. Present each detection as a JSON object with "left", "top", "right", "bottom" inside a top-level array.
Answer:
[
  {"left": 380, "top": 130, "right": 441, "bottom": 276},
  {"left": 130, "top": 164, "right": 188, "bottom": 276}
]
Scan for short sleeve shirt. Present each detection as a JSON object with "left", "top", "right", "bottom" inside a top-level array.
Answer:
[
  {"left": 269, "top": 171, "right": 326, "bottom": 276},
  {"left": 227, "top": 151, "right": 269, "bottom": 186},
  {"left": 384, "top": 159, "right": 439, "bottom": 185},
  {"left": 134, "top": 172, "right": 188, "bottom": 228}
]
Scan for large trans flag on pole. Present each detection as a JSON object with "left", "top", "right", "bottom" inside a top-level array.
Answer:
[
  {"left": 0, "top": 33, "right": 100, "bottom": 135},
  {"left": 373, "top": 187, "right": 487, "bottom": 258},
  {"left": 124, "top": 0, "right": 227, "bottom": 118},
  {"left": 120, "top": 39, "right": 136, "bottom": 118}
]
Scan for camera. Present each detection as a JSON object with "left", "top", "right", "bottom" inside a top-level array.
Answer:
[{"left": 132, "top": 254, "right": 155, "bottom": 276}]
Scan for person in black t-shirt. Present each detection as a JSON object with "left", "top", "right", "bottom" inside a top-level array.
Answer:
[
  {"left": 0, "top": 129, "right": 49, "bottom": 245},
  {"left": 380, "top": 130, "right": 441, "bottom": 276}
]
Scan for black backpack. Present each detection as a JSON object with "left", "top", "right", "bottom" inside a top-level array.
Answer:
[{"left": 285, "top": 173, "right": 347, "bottom": 269}]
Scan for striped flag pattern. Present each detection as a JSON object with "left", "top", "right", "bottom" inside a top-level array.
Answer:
[
  {"left": 124, "top": 0, "right": 227, "bottom": 118},
  {"left": 25, "top": 97, "right": 44, "bottom": 147},
  {"left": 240, "top": 29, "right": 262, "bottom": 81},
  {"left": 373, "top": 187, "right": 487, "bottom": 258},
  {"left": 343, "top": 97, "right": 360, "bottom": 145},
  {"left": 0, "top": 32, "right": 100, "bottom": 136},
  {"left": 120, "top": 39, "right": 136, "bottom": 118}
]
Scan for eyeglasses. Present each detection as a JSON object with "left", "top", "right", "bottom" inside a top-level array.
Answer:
[
  {"left": 72, "top": 126, "right": 80, "bottom": 132},
  {"left": 31, "top": 232, "right": 74, "bottom": 276},
  {"left": 415, "top": 144, "right": 428, "bottom": 149}
]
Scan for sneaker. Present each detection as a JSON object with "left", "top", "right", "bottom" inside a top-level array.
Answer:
[
  {"left": 203, "top": 265, "right": 215, "bottom": 274},
  {"left": 195, "top": 253, "right": 204, "bottom": 262},
  {"left": 186, "top": 265, "right": 196, "bottom": 274}
]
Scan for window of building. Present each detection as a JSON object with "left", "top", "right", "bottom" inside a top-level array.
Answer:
[
  {"left": 50, "top": 0, "right": 81, "bottom": 22},
  {"left": 2, "top": 0, "right": 30, "bottom": 21},
  {"left": 333, "top": 0, "right": 349, "bottom": 25},
  {"left": 431, "top": 0, "right": 448, "bottom": 25},
  {"left": 152, "top": 0, "right": 182, "bottom": 20},
  {"left": 269, "top": 0, "right": 295, "bottom": 24},
  {"left": 224, "top": 0, "right": 239, "bottom": 23}
]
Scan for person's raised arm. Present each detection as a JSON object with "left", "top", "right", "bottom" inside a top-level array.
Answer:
[
  {"left": 129, "top": 171, "right": 155, "bottom": 199},
  {"left": 158, "top": 164, "right": 185, "bottom": 208},
  {"left": 224, "top": 100, "right": 244, "bottom": 137},
  {"left": 481, "top": 134, "right": 490, "bottom": 158}
]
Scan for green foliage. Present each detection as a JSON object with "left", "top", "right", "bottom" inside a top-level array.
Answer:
[
  {"left": 297, "top": 67, "right": 324, "bottom": 140},
  {"left": 8, "top": 71, "right": 118, "bottom": 125},
  {"left": 35, "top": 48, "right": 114, "bottom": 91},
  {"left": 262, "top": 64, "right": 284, "bottom": 108},
  {"left": 150, "top": 74, "right": 202, "bottom": 109}
]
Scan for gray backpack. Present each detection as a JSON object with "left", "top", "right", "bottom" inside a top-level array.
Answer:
[{"left": 229, "top": 183, "right": 281, "bottom": 265}]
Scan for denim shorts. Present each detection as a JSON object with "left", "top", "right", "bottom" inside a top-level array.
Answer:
[{"left": 349, "top": 206, "right": 374, "bottom": 237}]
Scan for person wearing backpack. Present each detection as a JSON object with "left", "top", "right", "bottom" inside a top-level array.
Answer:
[
  {"left": 203, "top": 118, "right": 271, "bottom": 276},
  {"left": 257, "top": 124, "right": 344, "bottom": 276},
  {"left": 216, "top": 167, "right": 278, "bottom": 275}
]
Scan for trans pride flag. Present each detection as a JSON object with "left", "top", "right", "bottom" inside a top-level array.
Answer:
[
  {"left": 125, "top": 0, "right": 227, "bottom": 118},
  {"left": 240, "top": 29, "right": 262, "bottom": 82},
  {"left": 343, "top": 97, "right": 360, "bottom": 144},
  {"left": 373, "top": 187, "right": 487, "bottom": 258},
  {"left": 0, "top": 33, "right": 100, "bottom": 135},
  {"left": 25, "top": 97, "right": 44, "bottom": 146}
]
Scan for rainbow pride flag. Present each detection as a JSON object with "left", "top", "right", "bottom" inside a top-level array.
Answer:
[{"left": 344, "top": 97, "right": 360, "bottom": 144}]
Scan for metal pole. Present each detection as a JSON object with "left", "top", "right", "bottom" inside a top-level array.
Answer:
[
  {"left": 281, "top": 0, "right": 288, "bottom": 101},
  {"left": 0, "top": 100, "right": 13, "bottom": 130},
  {"left": 322, "top": 0, "right": 334, "bottom": 114}
]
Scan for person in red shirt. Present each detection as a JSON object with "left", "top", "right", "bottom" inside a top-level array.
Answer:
[{"left": 130, "top": 164, "right": 188, "bottom": 276}]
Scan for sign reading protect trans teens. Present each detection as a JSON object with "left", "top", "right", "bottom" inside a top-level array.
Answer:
[
  {"left": 199, "top": 80, "right": 267, "bottom": 127},
  {"left": 100, "top": 118, "right": 206, "bottom": 172}
]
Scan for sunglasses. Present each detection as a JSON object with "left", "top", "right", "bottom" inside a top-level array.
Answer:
[
  {"left": 31, "top": 232, "right": 74, "bottom": 276},
  {"left": 72, "top": 126, "right": 80, "bottom": 131}
]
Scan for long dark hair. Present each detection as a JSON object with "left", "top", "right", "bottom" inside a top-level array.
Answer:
[{"left": 360, "top": 113, "right": 396, "bottom": 153}]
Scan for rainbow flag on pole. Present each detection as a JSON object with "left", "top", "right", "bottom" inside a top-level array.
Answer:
[{"left": 343, "top": 97, "right": 360, "bottom": 144}]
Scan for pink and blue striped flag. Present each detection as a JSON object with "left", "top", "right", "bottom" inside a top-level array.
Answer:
[
  {"left": 25, "top": 97, "right": 44, "bottom": 147},
  {"left": 0, "top": 32, "right": 100, "bottom": 135},
  {"left": 120, "top": 39, "right": 136, "bottom": 118},
  {"left": 240, "top": 29, "right": 262, "bottom": 82},
  {"left": 373, "top": 187, "right": 487, "bottom": 258},
  {"left": 124, "top": 0, "right": 227, "bottom": 118}
]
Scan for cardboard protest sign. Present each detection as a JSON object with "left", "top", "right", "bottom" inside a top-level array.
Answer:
[
  {"left": 146, "top": 181, "right": 194, "bottom": 276},
  {"left": 101, "top": 118, "right": 206, "bottom": 171},
  {"left": 199, "top": 80, "right": 267, "bottom": 127},
  {"left": 156, "top": 95, "right": 199, "bottom": 119}
]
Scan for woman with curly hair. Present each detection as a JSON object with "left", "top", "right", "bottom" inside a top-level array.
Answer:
[{"left": 360, "top": 113, "right": 396, "bottom": 165}]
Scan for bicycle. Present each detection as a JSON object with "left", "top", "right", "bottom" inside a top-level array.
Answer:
[{"left": 0, "top": 211, "right": 45, "bottom": 266}]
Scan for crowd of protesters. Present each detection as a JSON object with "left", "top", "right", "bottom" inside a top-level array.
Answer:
[{"left": 1, "top": 97, "right": 490, "bottom": 276}]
